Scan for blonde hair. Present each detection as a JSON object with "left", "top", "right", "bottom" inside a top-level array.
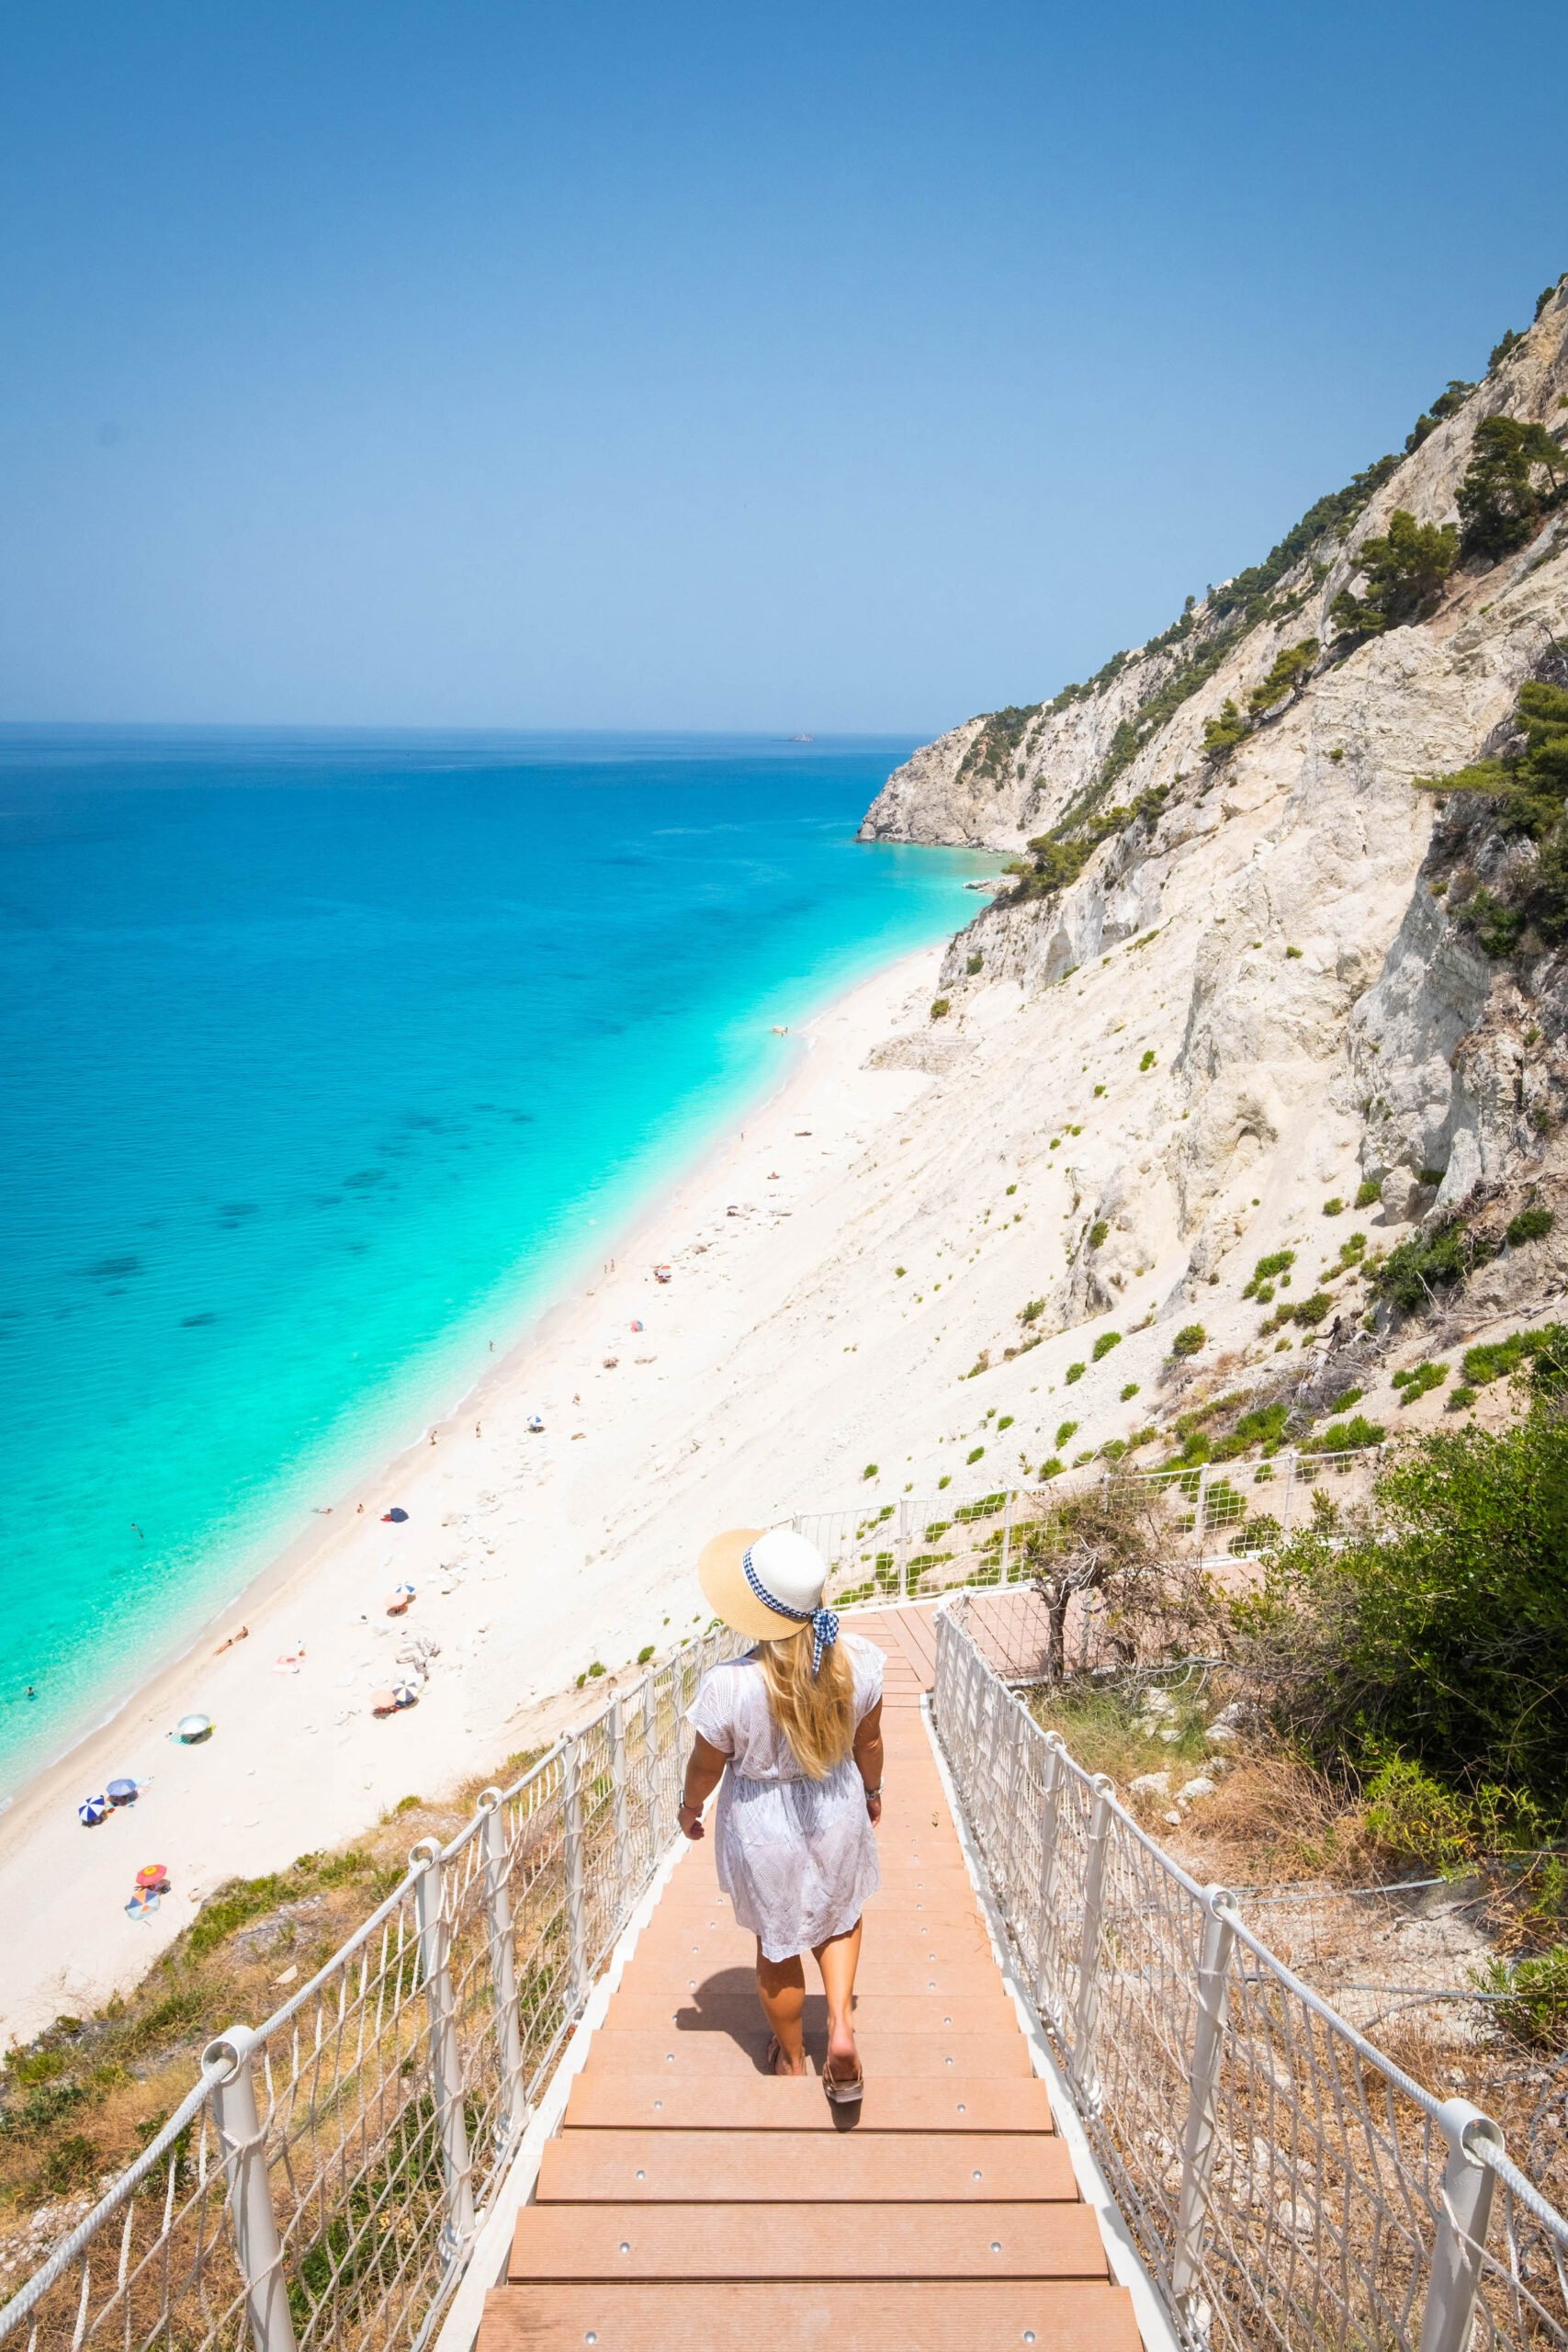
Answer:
[{"left": 757, "top": 1632, "right": 855, "bottom": 1780}]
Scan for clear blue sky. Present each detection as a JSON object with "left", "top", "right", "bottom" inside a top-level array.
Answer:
[{"left": 2, "top": 1, "right": 1563, "bottom": 734}]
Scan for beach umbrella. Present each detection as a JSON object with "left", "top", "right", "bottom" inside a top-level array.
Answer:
[
  {"left": 107, "top": 1779, "right": 138, "bottom": 1805},
  {"left": 125, "top": 1888, "right": 160, "bottom": 1921},
  {"left": 630, "top": 1319, "right": 644, "bottom": 1332},
  {"left": 392, "top": 1678, "right": 421, "bottom": 1708},
  {"left": 175, "top": 1713, "right": 213, "bottom": 1744},
  {"left": 382, "top": 1507, "right": 410, "bottom": 1523},
  {"left": 78, "top": 1794, "right": 108, "bottom": 1826},
  {"left": 394, "top": 1581, "right": 416, "bottom": 1599},
  {"left": 135, "top": 1863, "right": 169, "bottom": 1890},
  {"left": 369, "top": 1687, "right": 399, "bottom": 1716}
]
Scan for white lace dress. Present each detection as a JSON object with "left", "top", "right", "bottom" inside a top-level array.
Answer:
[{"left": 685, "top": 1636, "right": 884, "bottom": 1962}]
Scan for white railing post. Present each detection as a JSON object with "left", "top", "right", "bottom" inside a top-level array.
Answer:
[
  {"left": 897, "top": 1498, "right": 911, "bottom": 1600},
  {"left": 1418, "top": 2103, "right": 1504, "bottom": 2352},
  {"left": 1171, "top": 1885, "right": 1240, "bottom": 2318},
  {"left": 410, "top": 1843, "right": 477, "bottom": 2262},
  {"left": 1193, "top": 1464, "right": 1211, "bottom": 1552},
  {"left": 1280, "top": 1450, "right": 1297, "bottom": 1535},
  {"left": 999, "top": 1491, "right": 1014, "bottom": 1584},
  {"left": 477, "top": 1791, "right": 527, "bottom": 2145},
  {"left": 641, "top": 1666, "right": 659, "bottom": 1846},
  {"left": 610, "top": 1690, "right": 629, "bottom": 1917},
  {"left": 1072, "top": 1775, "right": 1116, "bottom": 2105},
  {"left": 1033, "top": 1736, "right": 1066, "bottom": 2018},
  {"left": 207, "top": 2030, "right": 299, "bottom": 2352},
  {"left": 561, "top": 1737, "right": 589, "bottom": 2010}
]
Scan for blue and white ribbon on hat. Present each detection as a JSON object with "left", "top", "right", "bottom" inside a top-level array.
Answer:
[{"left": 741, "top": 1546, "right": 840, "bottom": 1675}]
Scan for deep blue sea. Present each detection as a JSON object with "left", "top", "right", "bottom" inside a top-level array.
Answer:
[{"left": 0, "top": 728, "right": 981, "bottom": 1799}]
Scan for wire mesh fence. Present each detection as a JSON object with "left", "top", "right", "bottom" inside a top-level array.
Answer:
[
  {"left": 0, "top": 1629, "right": 740, "bottom": 2352},
  {"left": 931, "top": 1593, "right": 1568, "bottom": 2352},
  {"left": 799, "top": 1445, "right": 1388, "bottom": 1613}
]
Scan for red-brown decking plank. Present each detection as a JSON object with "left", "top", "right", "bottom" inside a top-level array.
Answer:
[
  {"left": 618, "top": 1950, "right": 1008, "bottom": 2001},
  {"left": 536, "top": 2129, "right": 1077, "bottom": 2204},
  {"left": 604, "top": 1991, "right": 1021, "bottom": 2037},
  {"left": 579, "top": 2030, "right": 1033, "bottom": 2078},
  {"left": 483, "top": 2278, "right": 1140, "bottom": 2352},
  {"left": 559, "top": 2073, "right": 1059, "bottom": 2133},
  {"left": 509, "top": 2200, "right": 1108, "bottom": 2281}
]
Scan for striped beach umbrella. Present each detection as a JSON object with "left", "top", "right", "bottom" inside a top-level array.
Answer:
[{"left": 78, "top": 1794, "right": 108, "bottom": 1826}]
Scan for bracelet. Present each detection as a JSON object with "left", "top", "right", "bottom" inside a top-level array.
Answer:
[
  {"left": 678, "top": 1798, "right": 701, "bottom": 1818},
  {"left": 863, "top": 1784, "right": 882, "bottom": 1798}
]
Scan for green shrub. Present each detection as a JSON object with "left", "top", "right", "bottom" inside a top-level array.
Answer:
[
  {"left": 1091, "top": 1330, "right": 1122, "bottom": 1362},
  {"left": 1508, "top": 1204, "right": 1554, "bottom": 1246},
  {"left": 1203, "top": 698, "right": 1247, "bottom": 757},
  {"left": 1244, "top": 1248, "right": 1297, "bottom": 1299},
  {"left": 1139, "top": 1049, "right": 1156, "bottom": 1072},
  {"left": 1058, "top": 1417, "right": 1082, "bottom": 1447},
  {"left": 1038, "top": 1457, "right": 1065, "bottom": 1480},
  {"left": 1355, "top": 1177, "right": 1382, "bottom": 1208},
  {"left": 957, "top": 703, "right": 1042, "bottom": 789},
  {"left": 997, "top": 1414, "right": 1013, "bottom": 1431},
  {"left": 1303, "top": 1412, "right": 1386, "bottom": 1453},
  {"left": 1372, "top": 1218, "right": 1484, "bottom": 1313},
  {"left": 1477, "top": 1946, "right": 1568, "bottom": 2049},
  {"left": 1329, "top": 509, "right": 1458, "bottom": 638},
  {"left": 965, "top": 952, "right": 983, "bottom": 974},
  {"left": 1448, "top": 1385, "right": 1477, "bottom": 1411},
  {"left": 637, "top": 1644, "right": 655, "bottom": 1665},
  {"left": 1252, "top": 1407, "right": 1568, "bottom": 1805},
  {"left": 1457, "top": 416, "right": 1565, "bottom": 562},
  {"left": 930, "top": 997, "right": 950, "bottom": 1020},
  {"left": 1064, "top": 1360, "right": 1086, "bottom": 1385},
  {"left": 966, "top": 1446, "right": 985, "bottom": 1464},
  {"left": 1120, "top": 1381, "right": 1140, "bottom": 1401},
  {"left": 862, "top": 1463, "right": 878, "bottom": 1480},
  {"left": 1247, "top": 639, "right": 1318, "bottom": 717},
  {"left": 1393, "top": 1360, "right": 1449, "bottom": 1406},
  {"left": 1088, "top": 1219, "right": 1109, "bottom": 1250},
  {"left": 1171, "top": 1324, "right": 1206, "bottom": 1357},
  {"left": 1019, "top": 1298, "right": 1044, "bottom": 1324}
]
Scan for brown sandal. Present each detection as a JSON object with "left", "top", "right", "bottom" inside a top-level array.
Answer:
[
  {"left": 823, "top": 2053, "right": 864, "bottom": 2105},
  {"left": 765, "top": 2035, "right": 804, "bottom": 2077}
]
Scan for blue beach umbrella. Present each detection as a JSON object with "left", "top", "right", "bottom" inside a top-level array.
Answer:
[
  {"left": 107, "top": 1778, "right": 138, "bottom": 1805},
  {"left": 78, "top": 1794, "right": 108, "bottom": 1826}
]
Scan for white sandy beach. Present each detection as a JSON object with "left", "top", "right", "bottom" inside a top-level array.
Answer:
[{"left": 0, "top": 944, "right": 951, "bottom": 2042}]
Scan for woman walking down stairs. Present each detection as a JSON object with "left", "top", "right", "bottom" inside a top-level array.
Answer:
[{"left": 477, "top": 1605, "right": 1139, "bottom": 2351}]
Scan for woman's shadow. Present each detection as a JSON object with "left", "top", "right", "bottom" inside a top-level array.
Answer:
[{"left": 671, "top": 1963, "right": 862, "bottom": 2120}]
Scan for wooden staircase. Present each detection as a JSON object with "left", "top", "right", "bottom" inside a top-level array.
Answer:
[{"left": 477, "top": 1605, "right": 1141, "bottom": 2350}]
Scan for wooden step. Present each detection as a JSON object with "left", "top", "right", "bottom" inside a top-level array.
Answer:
[
  {"left": 620, "top": 1951, "right": 1006, "bottom": 1999},
  {"left": 561, "top": 2074, "right": 1059, "bottom": 2133},
  {"left": 580, "top": 2030, "right": 1034, "bottom": 2078},
  {"left": 481, "top": 2278, "right": 1139, "bottom": 2352},
  {"left": 536, "top": 2129, "right": 1076, "bottom": 2203},
  {"left": 604, "top": 1992, "right": 1019, "bottom": 2036},
  {"left": 509, "top": 2200, "right": 1109, "bottom": 2281}
]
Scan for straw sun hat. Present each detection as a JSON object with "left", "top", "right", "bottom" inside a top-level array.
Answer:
[{"left": 698, "top": 1525, "right": 840, "bottom": 1672}]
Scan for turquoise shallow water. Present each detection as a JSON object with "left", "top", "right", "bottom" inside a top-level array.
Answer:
[{"left": 0, "top": 729, "right": 980, "bottom": 1798}]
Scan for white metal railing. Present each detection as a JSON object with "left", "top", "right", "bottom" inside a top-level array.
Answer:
[
  {"left": 0, "top": 1628, "right": 740, "bottom": 2352},
  {"left": 932, "top": 1593, "right": 1568, "bottom": 2352},
  {"left": 799, "top": 1445, "right": 1388, "bottom": 1611}
]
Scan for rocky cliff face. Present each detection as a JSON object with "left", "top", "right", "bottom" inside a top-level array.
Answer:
[{"left": 853, "top": 283, "right": 1568, "bottom": 1396}]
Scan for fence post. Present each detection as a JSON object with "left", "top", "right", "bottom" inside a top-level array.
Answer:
[
  {"left": 1033, "top": 1736, "right": 1066, "bottom": 2019},
  {"left": 999, "top": 1491, "right": 1014, "bottom": 1585},
  {"left": 477, "top": 1792, "right": 528, "bottom": 2145},
  {"left": 641, "top": 1666, "right": 659, "bottom": 1846},
  {"left": 1193, "top": 1465, "right": 1211, "bottom": 1553},
  {"left": 610, "top": 1690, "right": 630, "bottom": 1918},
  {"left": 1418, "top": 2102, "right": 1504, "bottom": 2352},
  {"left": 1280, "top": 1450, "right": 1297, "bottom": 1536},
  {"left": 561, "top": 1737, "right": 589, "bottom": 2011},
  {"left": 897, "top": 1498, "right": 911, "bottom": 1600},
  {"left": 1171, "top": 1885, "right": 1241, "bottom": 2317},
  {"left": 207, "top": 2029, "right": 299, "bottom": 2352},
  {"left": 410, "top": 1843, "right": 477, "bottom": 2262},
  {"left": 1072, "top": 1775, "right": 1116, "bottom": 2106}
]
